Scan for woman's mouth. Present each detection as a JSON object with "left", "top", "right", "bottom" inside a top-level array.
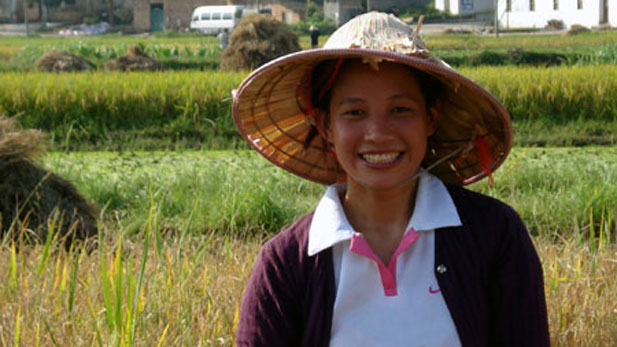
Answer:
[{"left": 360, "top": 152, "right": 402, "bottom": 164}]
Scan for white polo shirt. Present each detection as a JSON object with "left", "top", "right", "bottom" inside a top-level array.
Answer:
[{"left": 308, "top": 171, "right": 463, "bottom": 347}]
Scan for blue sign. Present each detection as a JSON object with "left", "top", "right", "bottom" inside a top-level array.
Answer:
[{"left": 461, "top": 0, "right": 474, "bottom": 10}]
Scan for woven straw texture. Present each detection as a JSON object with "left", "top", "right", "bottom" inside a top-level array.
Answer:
[{"left": 233, "top": 12, "right": 512, "bottom": 186}]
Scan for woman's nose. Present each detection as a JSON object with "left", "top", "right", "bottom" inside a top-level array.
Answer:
[{"left": 363, "top": 113, "right": 394, "bottom": 142}]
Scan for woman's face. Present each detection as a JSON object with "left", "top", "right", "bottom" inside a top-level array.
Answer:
[{"left": 326, "top": 61, "right": 438, "bottom": 191}]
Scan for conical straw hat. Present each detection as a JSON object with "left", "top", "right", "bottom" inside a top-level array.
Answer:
[{"left": 232, "top": 12, "right": 512, "bottom": 186}]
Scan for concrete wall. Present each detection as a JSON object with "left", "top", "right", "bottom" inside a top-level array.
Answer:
[
  {"left": 1, "top": 0, "right": 131, "bottom": 23},
  {"left": 436, "top": 0, "right": 494, "bottom": 14},
  {"left": 269, "top": 3, "right": 305, "bottom": 23},
  {"left": 134, "top": 0, "right": 208, "bottom": 31},
  {"left": 134, "top": 0, "right": 305, "bottom": 32},
  {"left": 324, "top": 0, "right": 362, "bottom": 26},
  {"left": 497, "top": 0, "right": 615, "bottom": 28}
]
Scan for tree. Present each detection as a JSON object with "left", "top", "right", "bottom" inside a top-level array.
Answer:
[{"left": 105, "top": 0, "right": 114, "bottom": 25}]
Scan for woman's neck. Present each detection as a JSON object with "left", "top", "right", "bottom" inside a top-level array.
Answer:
[
  {"left": 340, "top": 179, "right": 419, "bottom": 264},
  {"left": 343, "top": 178, "right": 417, "bottom": 237}
]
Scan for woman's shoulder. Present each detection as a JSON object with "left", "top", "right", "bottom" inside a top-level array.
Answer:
[
  {"left": 444, "top": 184, "right": 522, "bottom": 225},
  {"left": 260, "top": 212, "right": 316, "bottom": 261}
]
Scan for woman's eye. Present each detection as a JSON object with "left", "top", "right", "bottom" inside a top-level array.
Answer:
[
  {"left": 343, "top": 109, "right": 364, "bottom": 117},
  {"left": 392, "top": 106, "right": 414, "bottom": 114}
]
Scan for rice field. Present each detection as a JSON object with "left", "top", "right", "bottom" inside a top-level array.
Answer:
[
  {"left": 2, "top": 29, "right": 617, "bottom": 346},
  {"left": 1, "top": 65, "right": 617, "bottom": 149},
  {"left": 0, "top": 147, "right": 615, "bottom": 345},
  {"left": 423, "top": 30, "right": 617, "bottom": 50},
  {"left": 40, "top": 148, "right": 617, "bottom": 239}
]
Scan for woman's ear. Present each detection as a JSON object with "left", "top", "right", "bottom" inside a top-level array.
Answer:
[
  {"left": 313, "top": 108, "right": 333, "bottom": 143},
  {"left": 427, "top": 100, "right": 442, "bottom": 136}
]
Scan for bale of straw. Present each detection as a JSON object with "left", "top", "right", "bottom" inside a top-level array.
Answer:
[
  {"left": 564, "top": 24, "right": 591, "bottom": 36},
  {"left": 105, "top": 45, "right": 164, "bottom": 71},
  {"left": 0, "top": 117, "right": 98, "bottom": 246},
  {"left": 35, "top": 50, "right": 95, "bottom": 72},
  {"left": 221, "top": 14, "right": 301, "bottom": 71}
]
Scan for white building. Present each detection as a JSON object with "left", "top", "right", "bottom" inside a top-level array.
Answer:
[
  {"left": 435, "top": 0, "right": 494, "bottom": 16},
  {"left": 497, "top": 0, "right": 616, "bottom": 28},
  {"left": 436, "top": 0, "right": 617, "bottom": 28}
]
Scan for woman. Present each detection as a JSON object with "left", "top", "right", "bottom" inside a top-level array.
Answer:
[{"left": 232, "top": 12, "right": 549, "bottom": 347}]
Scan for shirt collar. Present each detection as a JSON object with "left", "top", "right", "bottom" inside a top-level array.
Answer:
[{"left": 307, "top": 170, "right": 462, "bottom": 256}]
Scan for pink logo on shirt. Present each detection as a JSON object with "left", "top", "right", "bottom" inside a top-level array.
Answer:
[{"left": 429, "top": 286, "right": 441, "bottom": 294}]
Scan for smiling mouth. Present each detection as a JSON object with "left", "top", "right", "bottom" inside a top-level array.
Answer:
[{"left": 361, "top": 152, "right": 402, "bottom": 164}]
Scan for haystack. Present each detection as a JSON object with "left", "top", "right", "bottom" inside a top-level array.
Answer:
[
  {"left": 0, "top": 117, "right": 98, "bottom": 246},
  {"left": 105, "top": 45, "right": 164, "bottom": 71},
  {"left": 564, "top": 24, "right": 591, "bottom": 35},
  {"left": 221, "top": 14, "right": 301, "bottom": 71},
  {"left": 35, "top": 50, "right": 95, "bottom": 72}
]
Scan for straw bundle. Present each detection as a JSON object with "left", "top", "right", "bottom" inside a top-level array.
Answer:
[
  {"left": 35, "top": 50, "right": 95, "bottom": 72},
  {"left": 221, "top": 14, "right": 301, "bottom": 71},
  {"left": 105, "top": 45, "right": 164, "bottom": 71},
  {"left": 0, "top": 117, "right": 98, "bottom": 246}
]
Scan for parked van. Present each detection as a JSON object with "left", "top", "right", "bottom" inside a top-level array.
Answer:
[{"left": 190, "top": 5, "right": 245, "bottom": 35}]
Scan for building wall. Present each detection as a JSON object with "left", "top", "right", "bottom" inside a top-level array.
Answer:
[
  {"left": 132, "top": 0, "right": 152, "bottom": 31},
  {"left": 368, "top": 0, "right": 431, "bottom": 11},
  {"left": 133, "top": 0, "right": 304, "bottom": 32},
  {"left": 611, "top": 0, "right": 617, "bottom": 23},
  {"left": 134, "top": 0, "right": 209, "bottom": 31},
  {"left": 436, "top": 0, "right": 493, "bottom": 14},
  {"left": 496, "top": 0, "right": 613, "bottom": 28},
  {"left": 1, "top": 0, "right": 131, "bottom": 23},
  {"left": 324, "top": 0, "right": 362, "bottom": 26},
  {"left": 269, "top": 3, "right": 304, "bottom": 23}
]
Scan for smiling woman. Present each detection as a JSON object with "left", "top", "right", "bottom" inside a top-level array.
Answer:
[{"left": 232, "top": 12, "right": 549, "bottom": 347}]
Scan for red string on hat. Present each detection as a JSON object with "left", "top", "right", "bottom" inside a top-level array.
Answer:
[
  {"left": 318, "top": 58, "right": 345, "bottom": 102},
  {"left": 474, "top": 136, "right": 494, "bottom": 187}
]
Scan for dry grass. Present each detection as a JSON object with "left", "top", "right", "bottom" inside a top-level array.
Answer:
[
  {"left": 0, "top": 222, "right": 615, "bottom": 345},
  {"left": 539, "top": 235, "right": 617, "bottom": 345},
  {"left": 0, "top": 221, "right": 260, "bottom": 346}
]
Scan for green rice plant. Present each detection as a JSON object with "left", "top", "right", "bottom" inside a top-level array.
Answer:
[
  {"left": 459, "top": 65, "right": 617, "bottom": 123},
  {"left": 2, "top": 66, "right": 617, "bottom": 150},
  {"left": 0, "top": 145, "right": 616, "bottom": 344},
  {"left": 0, "top": 208, "right": 616, "bottom": 345},
  {"left": 0, "top": 71, "right": 245, "bottom": 149},
  {"left": 41, "top": 147, "right": 617, "bottom": 241},
  {"left": 423, "top": 30, "right": 617, "bottom": 51}
]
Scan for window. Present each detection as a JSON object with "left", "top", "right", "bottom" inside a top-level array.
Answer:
[
  {"left": 235, "top": 9, "right": 243, "bottom": 18},
  {"left": 577, "top": 0, "right": 583, "bottom": 9},
  {"left": 530, "top": 0, "right": 535, "bottom": 11},
  {"left": 506, "top": 0, "right": 512, "bottom": 11},
  {"left": 201, "top": 13, "right": 210, "bottom": 20},
  {"left": 553, "top": 0, "right": 558, "bottom": 9},
  {"left": 212, "top": 13, "right": 221, "bottom": 20},
  {"left": 223, "top": 12, "right": 233, "bottom": 20}
]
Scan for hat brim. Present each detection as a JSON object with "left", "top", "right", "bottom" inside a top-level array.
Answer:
[{"left": 233, "top": 48, "right": 512, "bottom": 186}]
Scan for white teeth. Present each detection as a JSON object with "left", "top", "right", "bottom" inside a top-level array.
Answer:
[{"left": 362, "top": 153, "right": 400, "bottom": 164}]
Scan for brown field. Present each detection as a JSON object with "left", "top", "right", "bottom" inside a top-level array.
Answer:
[{"left": 0, "top": 228, "right": 615, "bottom": 346}]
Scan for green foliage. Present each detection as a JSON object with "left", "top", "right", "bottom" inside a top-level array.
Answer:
[
  {"left": 1, "top": 66, "right": 617, "bottom": 149},
  {"left": 42, "top": 148, "right": 617, "bottom": 240},
  {"left": 45, "top": 151, "right": 321, "bottom": 236},
  {"left": 0, "top": 71, "right": 245, "bottom": 149},
  {"left": 398, "top": 2, "right": 459, "bottom": 21},
  {"left": 1, "top": 37, "right": 221, "bottom": 71},
  {"left": 290, "top": 17, "right": 337, "bottom": 36},
  {"left": 457, "top": 65, "right": 617, "bottom": 123},
  {"left": 441, "top": 48, "right": 569, "bottom": 66},
  {"left": 290, "top": 3, "right": 336, "bottom": 36}
]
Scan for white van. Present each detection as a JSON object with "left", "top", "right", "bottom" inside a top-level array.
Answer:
[{"left": 190, "top": 5, "right": 245, "bottom": 35}]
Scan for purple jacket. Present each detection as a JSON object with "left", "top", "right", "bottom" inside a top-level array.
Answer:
[{"left": 237, "top": 185, "right": 550, "bottom": 346}]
